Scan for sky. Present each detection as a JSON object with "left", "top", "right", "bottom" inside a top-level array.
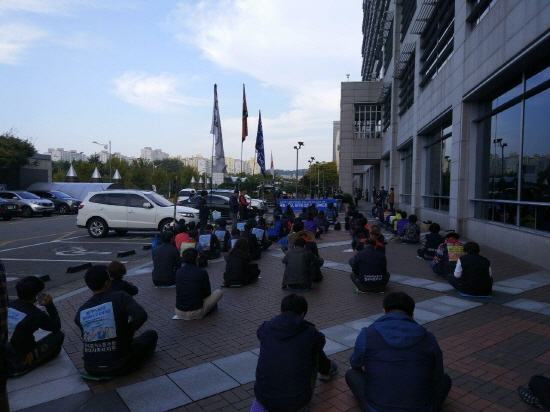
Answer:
[{"left": 0, "top": 0, "right": 363, "bottom": 170}]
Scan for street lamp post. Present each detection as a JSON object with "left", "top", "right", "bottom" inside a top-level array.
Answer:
[
  {"left": 307, "top": 157, "right": 315, "bottom": 198},
  {"left": 492, "top": 138, "right": 507, "bottom": 195},
  {"left": 294, "top": 142, "right": 304, "bottom": 198},
  {"left": 316, "top": 162, "right": 320, "bottom": 198},
  {"left": 92, "top": 140, "right": 112, "bottom": 182}
]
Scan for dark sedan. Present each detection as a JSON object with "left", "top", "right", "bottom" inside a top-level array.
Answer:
[
  {"left": 0, "top": 198, "right": 22, "bottom": 220},
  {"left": 28, "top": 189, "right": 81, "bottom": 214}
]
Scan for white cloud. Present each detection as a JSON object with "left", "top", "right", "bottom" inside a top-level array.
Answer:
[
  {"left": 166, "top": 0, "right": 362, "bottom": 165},
  {"left": 112, "top": 71, "right": 209, "bottom": 113},
  {"left": 0, "top": 23, "right": 47, "bottom": 64},
  {"left": 0, "top": 0, "right": 137, "bottom": 16}
]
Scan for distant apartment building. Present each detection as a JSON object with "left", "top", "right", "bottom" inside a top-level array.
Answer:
[
  {"left": 141, "top": 147, "right": 169, "bottom": 162},
  {"left": 47, "top": 148, "right": 87, "bottom": 163},
  {"left": 338, "top": 0, "right": 550, "bottom": 267}
]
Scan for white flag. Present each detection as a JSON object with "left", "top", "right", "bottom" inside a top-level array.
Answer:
[{"left": 210, "top": 84, "right": 227, "bottom": 173}]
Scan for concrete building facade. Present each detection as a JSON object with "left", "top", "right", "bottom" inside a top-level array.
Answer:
[{"left": 338, "top": 0, "right": 550, "bottom": 267}]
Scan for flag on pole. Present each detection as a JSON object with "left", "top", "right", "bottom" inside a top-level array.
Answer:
[
  {"left": 211, "top": 84, "right": 227, "bottom": 173},
  {"left": 242, "top": 84, "right": 248, "bottom": 142},
  {"left": 255, "top": 110, "right": 266, "bottom": 177},
  {"left": 270, "top": 151, "right": 275, "bottom": 178}
]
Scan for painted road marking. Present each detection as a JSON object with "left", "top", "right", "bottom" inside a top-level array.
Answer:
[
  {"left": 1, "top": 258, "right": 128, "bottom": 263},
  {"left": 55, "top": 246, "right": 112, "bottom": 256}
]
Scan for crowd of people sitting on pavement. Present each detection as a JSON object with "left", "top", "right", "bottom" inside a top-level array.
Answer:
[{"left": 3, "top": 188, "right": 538, "bottom": 412}]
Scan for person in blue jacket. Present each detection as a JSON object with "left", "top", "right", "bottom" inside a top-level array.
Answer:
[{"left": 346, "top": 292, "right": 452, "bottom": 411}]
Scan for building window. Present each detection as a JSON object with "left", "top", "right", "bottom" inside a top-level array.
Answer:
[
  {"left": 474, "top": 55, "right": 550, "bottom": 232},
  {"left": 354, "top": 105, "right": 382, "bottom": 139},
  {"left": 398, "top": 53, "right": 415, "bottom": 116},
  {"left": 401, "top": 145, "right": 413, "bottom": 204},
  {"left": 382, "top": 86, "right": 392, "bottom": 132},
  {"left": 466, "top": 0, "right": 498, "bottom": 27},
  {"left": 419, "top": 0, "right": 454, "bottom": 87},
  {"left": 424, "top": 124, "right": 452, "bottom": 212},
  {"left": 401, "top": 0, "right": 417, "bottom": 42}
]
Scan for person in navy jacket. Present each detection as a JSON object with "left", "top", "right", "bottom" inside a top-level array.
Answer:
[{"left": 346, "top": 292, "right": 452, "bottom": 411}]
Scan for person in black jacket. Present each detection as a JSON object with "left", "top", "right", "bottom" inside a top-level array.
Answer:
[
  {"left": 448, "top": 242, "right": 492, "bottom": 296},
  {"left": 108, "top": 261, "right": 138, "bottom": 296},
  {"left": 228, "top": 190, "right": 239, "bottom": 227},
  {"left": 349, "top": 239, "right": 390, "bottom": 293},
  {"left": 75, "top": 266, "right": 157, "bottom": 377},
  {"left": 152, "top": 231, "right": 181, "bottom": 286},
  {"left": 253, "top": 294, "right": 337, "bottom": 412},
  {"left": 197, "top": 190, "right": 209, "bottom": 233},
  {"left": 223, "top": 239, "right": 260, "bottom": 287},
  {"left": 417, "top": 223, "right": 445, "bottom": 260},
  {"left": 242, "top": 222, "right": 262, "bottom": 260},
  {"left": 7, "top": 276, "right": 65, "bottom": 377},
  {"left": 175, "top": 248, "right": 223, "bottom": 320}
]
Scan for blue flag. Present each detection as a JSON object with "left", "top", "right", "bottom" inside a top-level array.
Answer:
[{"left": 255, "top": 110, "right": 266, "bottom": 177}]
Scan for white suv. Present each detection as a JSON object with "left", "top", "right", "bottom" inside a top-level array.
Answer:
[{"left": 77, "top": 190, "right": 199, "bottom": 238}]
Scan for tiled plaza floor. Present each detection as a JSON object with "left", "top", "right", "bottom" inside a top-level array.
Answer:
[{"left": 6, "top": 207, "right": 550, "bottom": 412}]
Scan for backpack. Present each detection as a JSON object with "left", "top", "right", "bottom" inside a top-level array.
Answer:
[{"left": 403, "top": 223, "right": 419, "bottom": 242}]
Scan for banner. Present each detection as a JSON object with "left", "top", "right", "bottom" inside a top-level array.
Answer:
[
  {"left": 255, "top": 110, "right": 266, "bottom": 177},
  {"left": 210, "top": 84, "right": 227, "bottom": 173},
  {"left": 277, "top": 199, "right": 336, "bottom": 211},
  {"left": 242, "top": 84, "right": 248, "bottom": 142}
]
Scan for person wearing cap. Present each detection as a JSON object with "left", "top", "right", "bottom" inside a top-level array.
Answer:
[
  {"left": 197, "top": 190, "right": 209, "bottom": 233},
  {"left": 431, "top": 231, "right": 465, "bottom": 278},
  {"left": 7, "top": 276, "right": 65, "bottom": 376},
  {"left": 282, "top": 237, "right": 324, "bottom": 290},
  {"left": 214, "top": 219, "right": 231, "bottom": 252},
  {"left": 228, "top": 190, "right": 239, "bottom": 227}
]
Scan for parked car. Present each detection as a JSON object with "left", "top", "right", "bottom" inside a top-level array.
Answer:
[
  {"left": 76, "top": 190, "right": 200, "bottom": 238},
  {"left": 28, "top": 189, "right": 81, "bottom": 214},
  {"left": 0, "top": 191, "right": 55, "bottom": 217},
  {"left": 0, "top": 198, "right": 23, "bottom": 220},
  {"left": 178, "top": 194, "right": 231, "bottom": 219}
]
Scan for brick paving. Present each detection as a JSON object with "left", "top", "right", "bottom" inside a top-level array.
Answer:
[{"left": 9, "top": 210, "right": 550, "bottom": 411}]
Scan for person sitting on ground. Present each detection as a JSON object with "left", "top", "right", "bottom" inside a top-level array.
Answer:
[
  {"left": 315, "top": 210, "right": 329, "bottom": 234},
  {"left": 417, "top": 223, "right": 444, "bottom": 260},
  {"left": 152, "top": 231, "right": 181, "bottom": 286},
  {"left": 174, "top": 222, "right": 190, "bottom": 251},
  {"left": 254, "top": 218, "right": 273, "bottom": 251},
  {"left": 75, "top": 265, "right": 158, "bottom": 377},
  {"left": 349, "top": 238, "right": 389, "bottom": 293},
  {"left": 431, "top": 231, "right": 465, "bottom": 278},
  {"left": 284, "top": 204, "right": 295, "bottom": 220},
  {"left": 242, "top": 222, "right": 262, "bottom": 260},
  {"left": 272, "top": 204, "right": 283, "bottom": 220},
  {"left": 282, "top": 238, "right": 324, "bottom": 290},
  {"left": 307, "top": 203, "right": 319, "bottom": 218},
  {"left": 298, "top": 207, "right": 308, "bottom": 221},
  {"left": 448, "top": 242, "right": 492, "bottom": 296},
  {"left": 198, "top": 224, "right": 222, "bottom": 260},
  {"left": 281, "top": 222, "right": 302, "bottom": 251},
  {"left": 108, "top": 261, "right": 138, "bottom": 296},
  {"left": 280, "top": 213, "right": 291, "bottom": 236},
  {"left": 223, "top": 239, "right": 260, "bottom": 287},
  {"left": 304, "top": 212, "right": 323, "bottom": 239},
  {"left": 379, "top": 204, "right": 391, "bottom": 228},
  {"left": 368, "top": 224, "right": 386, "bottom": 253},
  {"left": 229, "top": 228, "right": 241, "bottom": 250},
  {"left": 400, "top": 214, "right": 421, "bottom": 244},
  {"left": 346, "top": 292, "right": 452, "bottom": 411},
  {"left": 383, "top": 207, "right": 396, "bottom": 230},
  {"left": 325, "top": 202, "right": 338, "bottom": 229},
  {"left": 175, "top": 248, "right": 223, "bottom": 320},
  {"left": 213, "top": 220, "right": 231, "bottom": 253},
  {"left": 7, "top": 276, "right": 65, "bottom": 377},
  {"left": 267, "top": 215, "right": 285, "bottom": 242},
  {"left": 292, "top": 229, "right": 324, "bottom": 282},
  {"left": 519, "top": 375, "right": 550, "bottom": 410},
  {"left": 351, "top": 225, "right": 369, "bottom": 251},
  {"left": 392, "top": 210, "right": 409, "bottom": 235},
  {"left": 389, "top": 209, "right": 402, "bottom": 233},
  {"left": 253, "top": 294, "right": 338, "bottom": 412}
]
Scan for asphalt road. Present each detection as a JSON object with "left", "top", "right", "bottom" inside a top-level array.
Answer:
[{"left": 0, "top": 214, "right": 156, "bottom": 299}]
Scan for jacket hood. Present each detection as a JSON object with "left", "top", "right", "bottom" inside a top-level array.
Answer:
[
  {"left": 266, "top": 312, "right": 311, "bottom": 340},
  {"left": 372, "top": 312, "right": 427, "bottom": 348}
]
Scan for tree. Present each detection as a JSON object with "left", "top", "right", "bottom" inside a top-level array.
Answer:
[
  {"left": 153, "top": 158, "right": 184, "bottom": 174},
  {"left": 303, "top": 161, "right": 339, "bottom": 195},
  {"left": 0, "top": 131, "right": 37, "bottom": 182}
]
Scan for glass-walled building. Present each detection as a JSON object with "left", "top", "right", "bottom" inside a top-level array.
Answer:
[{"left": 338, "top": 0, "right": 550, "bottom": 267}]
